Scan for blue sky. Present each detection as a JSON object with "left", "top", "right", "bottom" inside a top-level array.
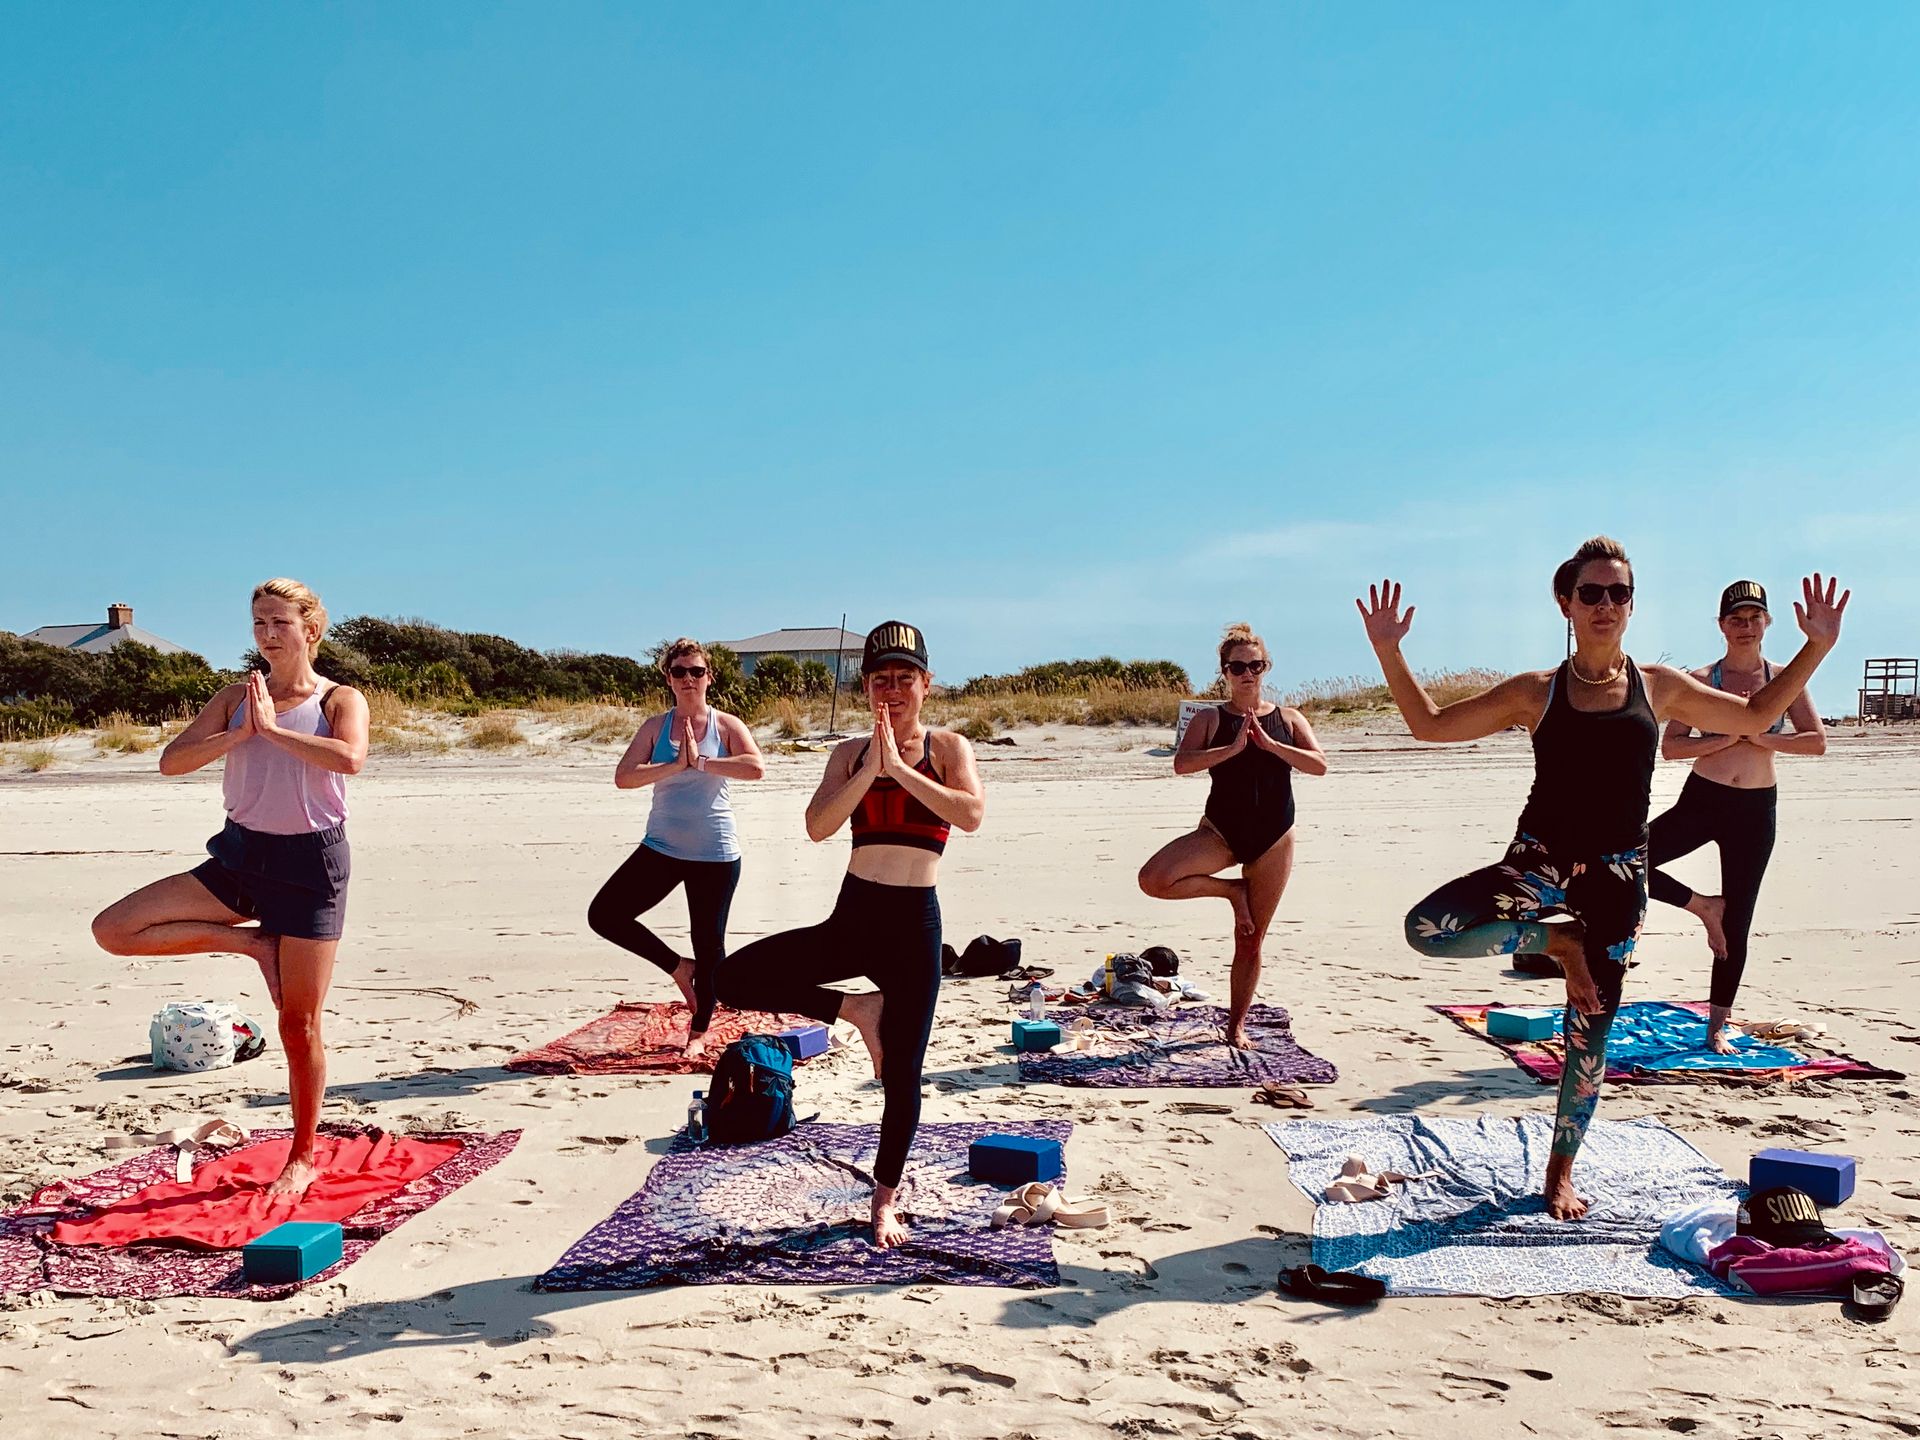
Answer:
[{"left": 3, "top": 4, "right": 1914, "bottom": 709}]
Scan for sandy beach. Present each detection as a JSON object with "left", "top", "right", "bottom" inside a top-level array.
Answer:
[{"left": 2, "top": 721, "right": 1915, "bottom": 1438}]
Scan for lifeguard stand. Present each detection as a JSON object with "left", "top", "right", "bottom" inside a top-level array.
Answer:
[{"left": 1858, "top": 658, "right": 1918, "bottom": 723}]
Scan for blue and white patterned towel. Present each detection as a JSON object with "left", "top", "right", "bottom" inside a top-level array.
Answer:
[{"left": 1265, "top": 1114, "right": 1739, "bottom": 1298}]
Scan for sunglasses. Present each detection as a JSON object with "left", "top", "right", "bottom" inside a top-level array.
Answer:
[
  {"left": 668, "top": 665, "right": 707, "bottom": 680},
  {"left": 1224, "top": 659, "right": 1270, "bottom": 676},
  {"left": 1574, "top": 583, "right": 1634, "bottom": 606}
]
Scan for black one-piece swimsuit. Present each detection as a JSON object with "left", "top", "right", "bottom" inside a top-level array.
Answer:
[{"left": 1204, "top": 707, "right": 1296, "bottom": 864}]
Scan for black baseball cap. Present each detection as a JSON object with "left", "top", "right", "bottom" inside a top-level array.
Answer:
[
  {"left": 862, "top": 620, "right": 929, "bottom": 675},
  {"left": 1720, "top": 580, "right": 1769, "bottom": 618},
  {"left": 1738, "top": 1186, "right": 1840, "bottom": 1249}
]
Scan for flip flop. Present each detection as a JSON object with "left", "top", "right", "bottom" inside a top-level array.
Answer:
[
  {"left": 990, "top": 1182, "right": 1110, "bottom": 1229},
  {"left": 1278, "top": 1264, "right": 1386, "bottom": 1305},
  {"left": 1848, "top": 1272, "right": 1902, "bottom": 1323},
  {"left": 998, "top": 964, "right": 1056, "bottom": 983},
  {"left": 1745, "top": 1019, "right": 1828, "bottom": 1043},
  {"left": 1251, "top": 1083, "right": 1314, "bottom": 1109}
]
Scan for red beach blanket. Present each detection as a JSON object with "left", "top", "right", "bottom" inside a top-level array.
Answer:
[
  {"left": 51, "top": 1130, "right": 463, "bottom": 1249},
  {"left": 505, "top": 1000, "right": 818, "bottom": 1076}
]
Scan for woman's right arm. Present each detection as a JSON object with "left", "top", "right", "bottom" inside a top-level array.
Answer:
[
  {"left": 805, "top": 735, "right": 879, "bottom": 841},
  {"left": 158, "top": 684, "right": 248, "bottom": 775},
  {"left": 1356, "top": 580, "right": 1539, "bottom": 742},
  {"left": 613, "top": 716, "right": 675, "bottom": 789}
]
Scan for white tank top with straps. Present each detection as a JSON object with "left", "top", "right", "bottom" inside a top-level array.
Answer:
[{"left": 222, "top": 682, "right": 350, "bottom": 835}]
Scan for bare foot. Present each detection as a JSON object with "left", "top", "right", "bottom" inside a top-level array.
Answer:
[
  {"left": 251, "top": 932, "right": 284, "bottom": 1010},
  {"left": 670, "top": 959, "right": 698, "bottom": 1010},
  {"left": 1686, "top": 893, "right": 1728, "bottom": 957},
  {"left": 839, "top": 992, "right": 885, "bottom": 1078},
  {"left": 683, "top": 1030, "right": 710, "bottom": 1062},
  {"left": 1705, "top": 1024, "right": 1741, "bottom": 1056},
  {"left": 872, "top": 1201, "right": 910, "bottom": 1249},
  {"left": 1226, "top": 879, "right": 1254, "bottom": 937},
  {"left": 1223, "top": 1025, "right": 1256, "bottom": 1051},
  {"left": 265, "top": 1156, "right": 319, "bottom": 1197},
  {"left": 1542, "top": 1154, "right": 1588, "bottom": 1220},
  {"left": 1543, "top": 923, "right": 1600, "bottom": 1015}
]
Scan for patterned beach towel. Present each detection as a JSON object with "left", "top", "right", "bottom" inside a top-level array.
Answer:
[
  {"left": 1435, "top": 1000, "right": 1903, "bottom": 1085},
  {"left": 1265, "top": 1114, "right": 1739, "bottom": 1298},
  {"left": 537, "top": 1120, "right": 1069, "bottom": 1290},
  {"left": 0, "top": 1125, "right": 519, "bottom": 1299},
  {"left": 505, "top": 1001, "right": 817, "bottom": 1076},
  {"left": 1018, "top": 1003, "right": 1337, "bottom": 1089}
]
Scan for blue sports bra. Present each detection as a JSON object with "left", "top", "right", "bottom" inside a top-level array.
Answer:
[{"left": 1701, "top": 660, "right": 1788, "bottom": 737}]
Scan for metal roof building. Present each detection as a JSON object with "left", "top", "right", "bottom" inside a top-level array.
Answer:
[
  {"left": 719, "top": 626, "right": 863, "bottom": 681},
  {"left": 22, "top": 604, "right": 189, "bottom": 656}
]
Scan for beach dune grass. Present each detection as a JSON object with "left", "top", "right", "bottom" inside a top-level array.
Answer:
[
  {"left": 464, "top": 713, "right": 526, "bottom": 750},
  {"left": 93, "top": 712, "right": 157, "bottom": 754}
]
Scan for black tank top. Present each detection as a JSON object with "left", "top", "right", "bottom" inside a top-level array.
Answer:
[
  {"left": 1204, "top": 707, "right": 1295, "bottom": 831},
  {"left": 1516, "top": 659, "right": 1658, "bottom": 854}
]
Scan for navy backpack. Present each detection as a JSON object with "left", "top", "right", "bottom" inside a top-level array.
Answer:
[{"left": 704, "top": 1034, "right": 797, "bottom": 1146}]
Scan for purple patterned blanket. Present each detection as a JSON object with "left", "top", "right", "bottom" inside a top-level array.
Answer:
[
  {"left": 536, "top": 1120, "right": 1069, "bottom": 1290},
  {"left": 1018, "top": 1003, "right": 1337, "bottom": 1089}
]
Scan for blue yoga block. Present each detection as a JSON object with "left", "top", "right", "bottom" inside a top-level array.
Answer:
[
  {"left": 969, "top": 1134, "right": 1064, "bottom": 1185},
  {"left": 1750, "top": 1148, "right": 1857, "bottom": 1207},
  {"left": 1011, "top": 1018, "right": 1062, "bottom": 1052},
  {"left": 1487, "top": 1006, "right": 1558, "bottom": 1041},
  {"left": 774, "top": 1024, "right": 830, "bottom": 1060},
  {"left": 242, "top": 1221, "right": 343, "bottom": 1284}
]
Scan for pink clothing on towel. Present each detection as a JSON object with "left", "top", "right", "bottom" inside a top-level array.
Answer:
[
  {"left": 222, "top": 683, "right": 349, "bottom": 834},
  {"left": 1706, "top": 1235, "right": 1894, "bottom": 1296}
]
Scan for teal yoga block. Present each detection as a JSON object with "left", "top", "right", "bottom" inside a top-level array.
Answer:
[
  {"left": 1487, "top": 1005, "right": 1558, "bottom": 1041},
  {"left": 1011, "top": 1018, "right": 1062, "bottom": 1052},
  {"left": 243, "top": 1221, "right": 343, "bottom": 1284},
  {"left": 1750, "top": 1148, "right": 1857, "bottom": 1207},
  {"left": 969, "top": 1134, "right": 1063, "bottom": 1185},
  {"left": 774, "top": 1024, "right": 830, "bottom": 1060}
]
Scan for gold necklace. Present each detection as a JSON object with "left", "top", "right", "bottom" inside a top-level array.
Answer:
[{"left": 1569, "top": 654, "right": 1626, "bottom": 685}]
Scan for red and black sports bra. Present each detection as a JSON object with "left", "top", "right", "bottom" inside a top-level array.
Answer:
[{"left": 850, "top": 734, "right": 951, "bottom": 853}]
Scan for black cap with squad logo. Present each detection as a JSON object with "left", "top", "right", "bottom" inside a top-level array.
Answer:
[
  {"left": 863, "top": 620, "right": 930, "bottom": 675},
  {"left": 1738, "top": 1185, "right": 1840, "bottom": 1249},
  {"left": 1720, "top": 580, "right": 1769, "bottom": 618}
]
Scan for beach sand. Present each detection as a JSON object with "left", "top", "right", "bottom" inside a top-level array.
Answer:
[{"left": 2, "top": 723, "right": 1915, "bottom": 1437}]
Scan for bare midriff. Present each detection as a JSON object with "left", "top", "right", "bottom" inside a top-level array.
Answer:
[
  {"left": 848, "top": 846, "right": 942, "bottom": 888},
  {"left": 1692, "top": 660, "right": 1780, "bottom": 790}
]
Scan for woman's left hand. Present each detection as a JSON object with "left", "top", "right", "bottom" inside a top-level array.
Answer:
[
  {"left": 1245, "top": 713, "right": 1279, "bottom": 752},
  {"left": 874, "top": 707, "right": 904, "bottom": 777},
  {"left": 1794, "top": 573, "right": 1849, "bottom": 649}
]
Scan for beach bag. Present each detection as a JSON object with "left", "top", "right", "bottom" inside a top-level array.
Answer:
[
  {"left": 150, "top": 1002, "right": 266, "bottom": 1073},
  {"left": 704, "top": 1035, "right": 797, "bottom": 1146}
]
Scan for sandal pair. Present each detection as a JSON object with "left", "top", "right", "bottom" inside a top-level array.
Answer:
[
  {"left": 1279, "top": 1264, "right": 1386, "bottom": 1305},
  {"left": 1251, "top": 1083, "right": 1314, "bottom": 1109},
  {"left": 990, "top": 1182, "right": 1109, "bottom": 1230}
]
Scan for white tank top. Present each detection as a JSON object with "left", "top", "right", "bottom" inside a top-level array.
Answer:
[{"left": 222, "top": 683, "right": 351, "bottom": 834}]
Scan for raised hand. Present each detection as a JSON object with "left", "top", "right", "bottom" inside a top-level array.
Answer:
[
  {"left": 1793, "top": 573, "right": 1849, "bottom": 649},
  {"left": 874, "top": 705, "right": 904, "bottom": 776},
  {"left": 860, "top": 705, "right": 889, "bottom": 776},
  {"left": 1356, "top": 579, "right": 1415, "bottom": 651},
  {"left": 1245, "top": 713, "right": 1279, "bottom": 752},
  {"left": 682, "top": 716, "right": 701, "bottom": 770}
]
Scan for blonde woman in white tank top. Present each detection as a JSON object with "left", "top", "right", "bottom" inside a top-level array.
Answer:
[{"left": 93, "top": 580, "right": 368, "bottom": 1197}]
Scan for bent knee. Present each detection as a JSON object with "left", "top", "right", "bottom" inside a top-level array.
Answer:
[
  {"left": 91, "top": 908, "right": 136, "bottom": 955},
  {"left": 1137, "top": 862, "right": 1170, "bottom": 898},
  {"left": 1402, "top": 908, "right": 1438, "bottom": 954}
]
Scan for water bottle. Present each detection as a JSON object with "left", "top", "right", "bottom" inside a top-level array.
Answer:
[
  {"left": 1026, "top": 981, "right": 1046, "bottom": 1023},
  {"left": 686, "top": 1089, "right": 707, "bottom": 1143}
]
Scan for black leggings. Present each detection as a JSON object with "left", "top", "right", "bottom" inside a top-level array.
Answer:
[
  {"left": 587, "top": 843, "right": 741, "bottom": 1034},
  {"left": 1647, "top": 773, "right": 1778, "bottom": 1010},
  {"left": 715, "top": 875, "right": 941, "bottom": 1190}
]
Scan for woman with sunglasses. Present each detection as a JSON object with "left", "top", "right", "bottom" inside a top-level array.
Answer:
[
  {"left": 588, "top": 639, "right": 765, "bottom": 1059},
  {"left": 1138, "top": 623, "right": 1327, "bottom": 1050},
  {"left": 1358, "top": 539, "right": 1846, "bottom": 1219},
  {"left": 716, "top": 621, "right": 984, "bottom": 1248},
  {"left": 1647, "top": 581, "right": 1827, "bottom": 1054}
]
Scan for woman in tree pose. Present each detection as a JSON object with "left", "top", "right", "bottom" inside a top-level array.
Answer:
[
  {"left": 717, "top": 621, "right": 984, "bottom": 1248},
  {"left": 588, "top": 638, "right": 765, "bottom": 1059},
  {"left": 1358, "top": 540, "right": 1845, "bottom": 1218},
  {"left": 1647, "top": 581, "right": 1827, "bottom": 1053},
  {"left": 92, "top": 579, "right": 368, "bottom": 1195},
  {"left": 1138, "top": 623, "right": 1327, "bottom": 1049}
]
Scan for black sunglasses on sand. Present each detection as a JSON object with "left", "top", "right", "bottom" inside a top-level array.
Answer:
[
  {"left": 669, "top": 665, "right": 707, "bottom": 679},
  {"left": 1574, "top": 583, "right": 1634, "bottom": 606},
  {"left": 1225, "top": 659, "right": 1270, "bottom": 676}
]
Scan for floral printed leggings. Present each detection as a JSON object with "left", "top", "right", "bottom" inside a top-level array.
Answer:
[{"left": 1404, "top": 833, "right": 1648, "bottom": 1160}]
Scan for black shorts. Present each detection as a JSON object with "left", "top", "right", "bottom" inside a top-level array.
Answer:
[{"left": 191, "top": 820, "right": 350, "bottom": 941}]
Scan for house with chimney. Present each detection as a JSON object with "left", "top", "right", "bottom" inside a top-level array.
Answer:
[
  {"left": 719, "top": 625, "right": 865, "bottom": 682},
  {"left": 22, "top": 603, "right": 189, "bottom": 656}
]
